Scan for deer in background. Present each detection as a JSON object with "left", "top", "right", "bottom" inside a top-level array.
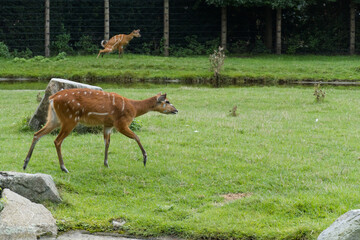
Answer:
[
  {"left": 23, "top": 89, "right": 178, "bottom": 173},
  {"left": 97, "top": 29, "right": 141, "bottom": 58}
]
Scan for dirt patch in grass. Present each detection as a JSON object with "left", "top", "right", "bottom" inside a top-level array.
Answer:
[{"left": 221, "top": 193, "right": 252, "bottom": 202}]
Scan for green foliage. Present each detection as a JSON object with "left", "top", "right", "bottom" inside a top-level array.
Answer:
[
  {"left": 252, "top": 36, "right": 271, "bottom": 54},
  {"left": 0, "top": 42, "right": 11, "bottom": 58},
  {"left": 12, "top": 52, "right": 66, "bottom": 63},
  {"left": 171, "top": 36, "right": 220, "bottom": 57},
  {"left": 12, "top": 48, "right": 33, "bottom": 59},
  {"left": 52, "top": 31, "right": 74, "bottom": 55},
  {"left": 75, "top": 35, "right": 98, "bottom": 55},
  {"left": 229, "top": 40, "right": 249, "bottom": 54},
  {"left": 54, "top": 52, "right": 67, "bottom": 61},
  {"left": 130, "top": 119, "right": 142, "bottom": 131}
]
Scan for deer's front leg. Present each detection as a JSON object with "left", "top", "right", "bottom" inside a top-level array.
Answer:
[{"left": 117, "top": 125, "right": 147, "bottom": 166}]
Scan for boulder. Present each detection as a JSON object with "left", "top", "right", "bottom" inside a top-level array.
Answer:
[
  {"left": 29, "top": 78, "right": 103, "bottom": 130},
  {"left": 318, "top": 210, "right": 360, "bottom": 240},
  {"left": 0, "top": 189, "right": 57, "bottom": 239},
  {"left": 0, "top": 171, "right": 61, "bottom": 203}
]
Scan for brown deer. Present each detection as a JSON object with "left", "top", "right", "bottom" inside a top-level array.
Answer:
[
  {"left": 23, "top": 89, "right": 178, "bottom": 173},
  {"left": 97, "top": 29, "right": 141, "bottom": 58}
]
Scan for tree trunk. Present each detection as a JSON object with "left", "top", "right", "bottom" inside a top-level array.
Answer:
[
  {"left": 221, "top": 6, "right": 227, "bottom": 50},
  {"left": 45, "top": 0, "right": 50, "bottom": 57},
  {"left": 104, "top": 0, "right": 110, "bottom": 41},
  {"left": 264, "top": 7, "right": 272, "bottom": 51},
  {"left": 276, "top": 8, "right": 281, "bottom": 55},
  {"left": 164, "top": 0, "right": 169, "bottom": 56},
  {"left": 350, "top": 1, "right": 356, "bottom": 55}
]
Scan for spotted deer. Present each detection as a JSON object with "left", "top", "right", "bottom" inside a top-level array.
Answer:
[
  {"left": 23, "top": 89, "right": 178, "bottom": 173},
  {"left": 97, "top": 29, "right": 141, "bottom": 58}
]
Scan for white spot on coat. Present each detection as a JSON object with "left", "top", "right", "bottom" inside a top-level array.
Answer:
[
  {"left": 88, "top": 112, "right": 109, "bottom": 116},
  {"left": 122, "top": 98, "right": 125, "bottom": 112}
]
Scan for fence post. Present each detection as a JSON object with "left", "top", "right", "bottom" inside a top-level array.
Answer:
[
  {"left": 164, "top": 0, "right": 169, "bottom": 56},
  {"left": 45, "top": 0, "right": 50, "bottom": 57},
  {"left": 350, "top": 1, "right": 355, "bottom": 55},
  {"left": 104, "top": 0, "right": 110, "bottom": 41},
  {"left": 221, "top": 6, "right": 227, "bottom": 50},
  {"left": 276, "top": 8, "right": 281, "bottom": 55}
]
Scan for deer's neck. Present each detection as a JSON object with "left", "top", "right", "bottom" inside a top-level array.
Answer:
[
  {"left": 130, "top": 96, "right": 157, "bottom": 117},
  {"left": 125, "top": 33, "right": 134, "bottom": 42}
]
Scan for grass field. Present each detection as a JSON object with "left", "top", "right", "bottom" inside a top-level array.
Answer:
[
  {"left": 1, "top": 54, "right": 360, "bottom": 83},
  {"left": 1, "top": 85, "right": 360, "bottom": 239}
]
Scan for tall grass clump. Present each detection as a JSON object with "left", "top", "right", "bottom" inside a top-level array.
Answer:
[
  {"left": 209, "top": 46, "right": 225, "bottom": 87},
  {"left": 314, "top": 83, "right": 326, "bottom": 102}
]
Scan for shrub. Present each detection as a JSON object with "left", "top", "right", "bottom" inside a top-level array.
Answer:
[
  {"left": 75, "top": 35, "right": 98, "bottom": 54},
  {"left": 52, "top": 33, "right": 73, "bottom": 55},
  {"left": 54, "top": 52, "right": 67, "bottom": 61},
  {"left": 230, "top": 40, "right": 249, "bottom": 54},
  {"left": 12, "top": 48, "right": 33, "bottom": 59},
  {"left": 0, "top": 42, "right": 11, "bottom": 58}
]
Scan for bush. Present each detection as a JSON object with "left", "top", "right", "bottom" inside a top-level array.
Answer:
[
  {"left": 54, "top": 52, "right": 67, "bottom": 61},
  {"left": 52, "top": 33, "right": 73, "bottom": 55},
  {"left": 170, "top": 35, "right": 220, "bottom": 57},
  {"left": 12, "top": 48, "right": 33, "bottom": 58},
  {"left": 75, "top": 35, "right": 98, "bottom": 54},
  {"left": 0, "top": 42, "right": 11, "bottom": 58}
]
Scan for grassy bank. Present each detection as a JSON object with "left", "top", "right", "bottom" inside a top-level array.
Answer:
[
  {"left": 1, "top": 86, "right": 360, "bottom": 239},
  {"left": 1, "top": 54, "right": 360, "bottom": 84}
]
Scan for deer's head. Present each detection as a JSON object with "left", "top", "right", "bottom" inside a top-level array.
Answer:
[
  {"left": 154, "top": 93, "right": 178, "bottom": 114},
  {"left": 132, "top": 29, "right": 141, "bottom": 38}
]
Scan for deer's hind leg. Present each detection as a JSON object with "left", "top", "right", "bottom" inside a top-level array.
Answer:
[
  {"left": 103, "top": 126, "right": 113, "bottom": 167},
  {"left": 23, "top": 101, "right": 61, "bottom": 170},
  {"left": 54, "top": 120, "right": 77, "bottom": 173},
  {"left": 97, "top": 48, "right": 113, "bottom": 58}
]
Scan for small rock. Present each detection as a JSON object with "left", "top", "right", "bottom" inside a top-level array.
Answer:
[{"left": 112, "top": 220, "right": 126, "bottom": 229}]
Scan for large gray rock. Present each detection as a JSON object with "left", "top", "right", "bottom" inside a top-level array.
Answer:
[
  {"left": 318, "top": 210, "right": 360, "bottom": 240},
  {"left": 29, "top": 78, "right": 103, "bottom": 130},
  {"left": 0, "top": 171, "right": 61, "bottom": 203},
  {"left": 0, "top": 189, "right": 57, "bottom": 239}
]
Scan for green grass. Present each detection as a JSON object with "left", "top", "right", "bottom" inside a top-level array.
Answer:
[
  {"left": 1, "top": 54, "right": 360, "bottom": 83},
  {"left": 2, "top": 85, "right": 360, "bottom": 239}
]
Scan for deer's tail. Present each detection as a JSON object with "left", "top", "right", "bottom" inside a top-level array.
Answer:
[{"left": 101, "top": 40, "right": 108, "bottom": 48}]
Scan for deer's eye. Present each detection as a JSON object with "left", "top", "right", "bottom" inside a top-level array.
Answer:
[{"left": 165, "top": 101, "right": 170, "bottom": 104}]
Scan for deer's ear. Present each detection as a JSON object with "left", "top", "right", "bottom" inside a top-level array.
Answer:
[{"left": 157, "top": 93, "right": 167, "bottom": 103}]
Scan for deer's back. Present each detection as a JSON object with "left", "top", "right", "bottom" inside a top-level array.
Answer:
[{"left": 50, "top": 89, "right": 129, "bottom": 126}]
